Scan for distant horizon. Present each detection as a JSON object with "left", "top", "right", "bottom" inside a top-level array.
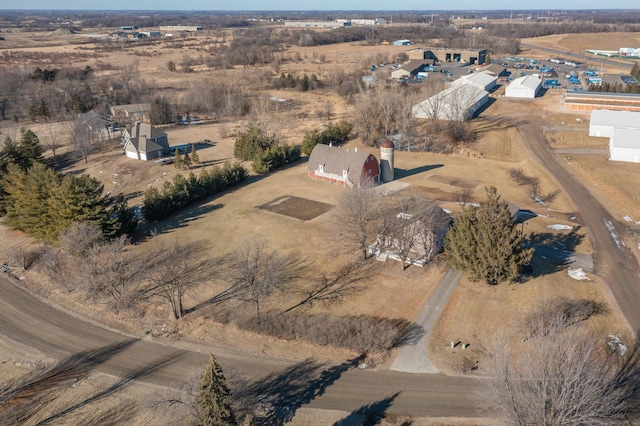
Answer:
[{"left": 0, "top": 2, "right": 638, "bottom": 12}]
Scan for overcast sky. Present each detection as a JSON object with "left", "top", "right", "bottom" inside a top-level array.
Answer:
[{"left": 0, "top": 1, "right": 635, "bottom": 11}]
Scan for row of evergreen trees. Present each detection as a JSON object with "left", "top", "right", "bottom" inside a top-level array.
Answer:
[
  {"left": 233, "top": 124, "right": 301, "bottom": 174},
  {"left": 301, "top": 120, "right": 353, "bottom": 155},
  {"left": 142, "top": 163, "right": 248, "bottom": 222}
]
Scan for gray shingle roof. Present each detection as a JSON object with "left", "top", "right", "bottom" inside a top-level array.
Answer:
[{"left": 308, "top": 144, "right": 378, "bottom": 184}]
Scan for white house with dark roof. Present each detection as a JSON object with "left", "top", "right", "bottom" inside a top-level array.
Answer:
[
  {"left": 122, "top": 122, "right": 169, "bottom": 161},
  {"left": 307, "top": 144, "right": 380, "bottom": 188}
]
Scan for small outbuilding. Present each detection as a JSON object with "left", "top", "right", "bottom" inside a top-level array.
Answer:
[
  {"left": 610, "top": 127, "right": 640, "bottom": 163},
  {"left": 307, "top": 144, "right": 380, "bottom": 188},
  {"left": 504, "top": 75, "right": 542, "bottom": 99},
  {"left": 589, "top": 110, "right": 640, "bottom": 138},
  {"left": 122, "top": 122, "right": 169, "bottom": 161},
  {"left": 391, "top": 60, "right": 433, "bottom": 80}
]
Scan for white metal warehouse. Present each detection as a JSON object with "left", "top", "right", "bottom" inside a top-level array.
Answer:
[
  {"left": 504, "top": 75, "right": 542, "bottom": 99},
  {"left": 412, "top": 84, "right": 489, "bottom": 121},
  {"left": 610, "top": 127, "right": 640, "bottom": 163},
  {"left": 452, "top": 71, "right": 497, "bottom": 92},
  {"left": 589, "top": 110, "right": 640, "bottom": 138}
]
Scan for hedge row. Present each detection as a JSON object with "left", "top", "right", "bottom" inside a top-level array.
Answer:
[
  {"left": 252, "top": 144, "right": 301, "bottom": 174},
  {"left": 301, "top": 120, "right": 353, "bottom": 155},
  {"left": 142, "top": 163, "right": 247, "bottom": 222}
]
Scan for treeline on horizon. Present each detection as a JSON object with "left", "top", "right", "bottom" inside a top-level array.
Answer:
[{"left": 3, "top": 9, "right": 640, "bottom": 29}]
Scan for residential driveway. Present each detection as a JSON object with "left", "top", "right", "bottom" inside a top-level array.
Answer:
[{"left": 390, "top": 269, "right": 463, "bottom": 374}]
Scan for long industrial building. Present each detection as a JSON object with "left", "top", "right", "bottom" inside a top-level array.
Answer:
[
  {"left": 565, "top": 91, "right": 640, "bottom": 112},
  {"left": 412, "top": 84, "right": 489, "bottom": 121},
  {"left": 588, "top": 109, "right": 640, "bottom": 163}
]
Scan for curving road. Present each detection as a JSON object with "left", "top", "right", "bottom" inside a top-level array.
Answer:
[
  {"left": 519, "top": 123, "right": 640, "bottom": 335},
  {"left": 0, "top": 274, "right": 480, "bottom": 418}
]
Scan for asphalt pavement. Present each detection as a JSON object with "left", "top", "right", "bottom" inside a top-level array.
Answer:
[
  {"left": 391, "top": 269, "right": 463, "bottom": 374},
  {"left": 0, "top": 273, "right": 481, "bottom": 418}
]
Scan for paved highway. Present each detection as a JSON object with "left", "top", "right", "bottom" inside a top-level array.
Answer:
[{"left": 0, "top": 274, "right": 480, "bottom": 419}]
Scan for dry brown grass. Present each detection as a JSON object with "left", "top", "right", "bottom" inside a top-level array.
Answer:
[{"left": 1, "top": 26, "right": 639, "bottom": 424}]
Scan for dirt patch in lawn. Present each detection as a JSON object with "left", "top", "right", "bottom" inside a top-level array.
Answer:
[
  {"left": 258, "top": 195, "right": 334, "bottom": 221},
  {"left": 428, "top": 175, "right": 482, "bottom": 189}
]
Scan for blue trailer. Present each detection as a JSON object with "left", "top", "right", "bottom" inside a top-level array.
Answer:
[
  {"left": 544, "top": 79, "right": 559, "bottom": 88},
  {"left": 583, "top": 70, "right": 597, "bottom": 77}
]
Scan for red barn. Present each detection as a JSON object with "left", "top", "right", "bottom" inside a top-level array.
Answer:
[{"left": 307, "top": 144, "right": 380, "bottom": 188}]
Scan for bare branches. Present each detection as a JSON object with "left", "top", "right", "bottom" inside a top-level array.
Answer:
[
  {"left": 333, "top": 182, "right": 382, "bottom": 260},
  {"left": 144, "top": 239, "right": 216, "bottom": 320},
  {"left": 226, "top": 238, "right": 300, "bottom": 320},
  {"left": 480, "top": 304, "right": 638, "bottom": 425}
]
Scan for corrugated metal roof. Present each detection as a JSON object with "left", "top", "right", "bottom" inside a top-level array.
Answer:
[
  {"left": 611, "top": 127, "right": 640, "bottom": 149},
  {"left": 590, "top": 110, "right": 640, "bottom": 129},
  {"left": 509, "top": 75, "right": 542, "bottom": 91}
]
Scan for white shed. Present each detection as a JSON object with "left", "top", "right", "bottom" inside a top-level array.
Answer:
[
  {"left": 610, "top": 127, "right": 640, "bottom": 163},
  {"left": 504, "top": 75, "right": 542, "bottom": 99},
  {"left": 589, "top": 110, "right": 640, "bottom": 138}
]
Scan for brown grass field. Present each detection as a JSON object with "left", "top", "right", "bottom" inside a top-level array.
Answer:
[{"left": 1, "top": 27, "right": 639, "bottom": 424}]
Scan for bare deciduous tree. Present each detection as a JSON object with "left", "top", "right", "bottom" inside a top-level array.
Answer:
[
  {"left": 378, "top": 198, "right": 421, "bottom": 270},
  {"left": 39, "top": 244, "right": 74, "bottom": 291},
  {"left": 59, "top": 221, "right": 104, "bottom": 258},
  {"left": 479, "top": 307, "right": 640, "bottom": 425},
  {"left": 145, "top": 239, "right": 216, "bottom": 320},
  {"left": 41, "top": 124, "right": 63, "bottom": 158},
  {"left": 82, "top": 236, "right": 142, "bottom": 308},
  {"left": 7, "top": 245, "right": 40, "bottom": 270},
  {"left": 227, "top": 238, "right": 298, "bottom": 320},
  {"left": 333, "top": 180, "right": 382, "bottom": 260}
]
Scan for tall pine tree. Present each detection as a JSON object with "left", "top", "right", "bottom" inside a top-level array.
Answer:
[
  {"left": 197, "top": 354, "right": 237, "bottom": 426},
  {"left": 445, "top": 186, "right": 533, "bottom": 284}
]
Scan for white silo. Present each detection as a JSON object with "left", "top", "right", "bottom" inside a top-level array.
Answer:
[{"left": 380, "top": 140, "right": 395, "bottom": 182}]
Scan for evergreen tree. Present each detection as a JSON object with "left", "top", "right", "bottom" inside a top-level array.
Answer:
[
  {"left": 197, "top": 354, "right": 237, "bottom": 426},
  {"left": 19, "top": 128, "right": 44, "bottom": 168},
  {"left": 174, "top": 148, "right": 183, "bottom": 169},
  {"left": 233, "top": 124, "right": 276, "bottom": 161},
  {"left": 445, "top": 187, "right": 533, "bottom": 284},
  {"left": 190, "top": 143, "right": 199, "bottom": 165},
  {"left": 182, "top": 150, "right": 192, "bottom": 169},
  {"left": 2, "top": 163, "right": 58, "bottom": 239}
]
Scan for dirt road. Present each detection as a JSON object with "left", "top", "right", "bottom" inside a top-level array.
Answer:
[
  {"left": 519, "top": 123, "right": 640, "bottom": 335},
  {"left": 0, "top": 274, "right": 481, "bottom": 419}
]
